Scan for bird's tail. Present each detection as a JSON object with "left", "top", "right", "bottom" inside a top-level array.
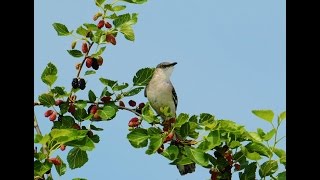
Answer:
[{"left": 176, "top": 163, "right": 196, "bottom": 175}]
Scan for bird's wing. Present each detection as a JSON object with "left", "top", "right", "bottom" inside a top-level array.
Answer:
[{"left": 172, "top": 85, "right": 178, "bottom": 109}]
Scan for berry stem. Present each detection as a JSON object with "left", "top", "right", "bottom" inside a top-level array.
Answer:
[{"left": 76, "top": 41, "right": 94, "bottom": 78}]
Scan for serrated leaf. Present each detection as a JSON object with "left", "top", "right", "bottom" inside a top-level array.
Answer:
[
  {"left": 74, "top": 108, "right": 88, "bottom": 121},
  {"left": 199, "top": 113, "right": 215, "bottom": 126},
  {"left": 41, "top": 62, "right": 58, "bottom": 86},
  {"left": 60, "top": 116, "right": 75, "bottom": 128},
  {"left": 65, "top": 136, "right": 95, "bottom": 151},
  {"left": 75, "top": 100, "right": 87, "bottom": 109},
  {"left": 90, "top": 124, "right": 103, "bottom": 131},
  {"left": 99, "top": 77, "right": 117, "bottom": 87},
  {"left": 38, "top": 93, "right": 55, "bottom": 107},
  {"left": 120, "top": 24, "right": 135, "bottom": 41},
  {"left": 67, "top": 50, "right": 83, "bottom": 58},
  {"left": 53, "top": 23, "right": 72, "bottom": 36},
  {"left": 189, "top": 115, "right": 198, "bottom": 123},
  {"left": 34, "top": 152, "right": 46, "bottom": 161},
  {"left": 241, "top": 146, "right": 262, "bottom": 160},
  {"left": 198, "top": 130, "right": 221, "bottom": 151},
  {"left": 259, "top": 160, "right": 278, "bottom": 178},
  {"left": 184, "top": 147, "right": 209, "bottom": 167},
  {"left": 97, "top": 105, "right": 116, "bottom": 120},
  {"left": 91, "top": 47, "right": 106, "bottom": 58},
  {"left": 127, "top": 128, "right": 149, "bottom": 148},
  {"left": 113, "top": 13, "right": 131, "bottom": 27},
  {"left": 133, "top": 68, "right": 155, "bottom": 86},
  {"left": 263, "top": 128, "right": 276, "bottom": 141},
  {"left": 84, "top": 70, "right": 96, "bottom": 76},
  {"left": 112, "top": 83, "right": 129, "bottom": 91},
  {"left": 51, "top": 86, "right": 66, "bottom": 95},
  {"left": 50, "top": 129, "right": 88, "bottom": 144},
  {"left": 246, "top": 142, "right": 272, "bottom": 157},
  {"left": 83, "top": 23, "right": 100, "bottom": 31},
  {"left": 54, "top": 156, "right": 66, "bottom": 176},
  {"left": 76, "top": 26, "right": 88, "bottom": 36},
  {"left": 252, "top": 110, "right": 274, "bottom": 123},
  {"left": 174, "top": 113, "right": 189, "bottom": 127},
  {"left": 142, "top": 102, "right": 157, "bottom": 123},
  {"left": 161, "top": 145, "right": 179, "bottom": 161},
  {"left": 67, "top": 147, "right": 88, "bottom": 169},
  {"left": 34, "top": 160, "right": 52, "bottom": 177},
  {"left": 147, "top": 127, "right": 162, "bottom": 135},
  {"left": 123, "top": 87, "right": 144, "bottom": 96},
  {"left": 88, "top": 90, "right": 97, "bottom": 102},
  {"left": 277, "top": 171, "right": 286, "bottom": 180},
  {"left": 145, "top": 134, "right": 163, "bottom": 155},
  {"left": 229, "top": 141, "right": 241, "bottom": 149},
  {"left": 240, "top": 162, "right": 257, "bottom": 180},
  {"left": 180, "top": 122, "right": 190, "bottom": 139},
  {"left": 247, "top": 132, "right": 263, "bottom": 142},
  {"left": 90, "top": 134, "right": 100, "bottom": 143}
]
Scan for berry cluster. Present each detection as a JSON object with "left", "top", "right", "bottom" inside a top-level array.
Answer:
[
  {"left": 87, "top": 104, "right": 101, "bottom": 120},
  {"left": 93, "top": 13, "right": 116, "bottom": 45},
  {"left": 71, "top": 78, "right": 86, "bottom": 90},
  {"left": 44, "top": 110, "right": 57, "bottom": 121},
  {"left": 85, "top": 56, "right": 103, "bottom": 70}
]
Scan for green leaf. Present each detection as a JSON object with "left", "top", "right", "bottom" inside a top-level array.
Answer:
[
  {"left": 180, "top": 122, "right": 190, "bottom": 139},
  {"left": 100, "top": 87, "right": 113, "bottom": 98},
  {"left": 91, "top": 47, "right": 106, "bottom": 58},
  {"left": 51, "top": 86, "right": 66, "bottom": 96},
  {"left": 184, "top": 147, "right": 209, "bottom": 167},
  {"left": 74, "top": 108, "right": 88, "bottom": 121},
  {"left": 34, "top": 160, "right": 52, "bottom": 177},
  {"left": 112, "top": 83, "right": 129, "bottom": 91},
  {"left": 147, "top": 127, "right": 162, "bottom": 135},
  {"left": 65, "top": 136, "right": 95, "bottom": 151},
  {"left": 41, "top": 62, "right": 58, "bottom": 86},
  {"left": 133, "top": 68, "right": 155, "bottom": 86},
  {"left": 76, "top": 26, "right": 88, "bottom": 36},
  {"left": 84, "top": 70, "right": 96, "bottom": 76},
  {"left": 229, "top": 141, "right": 241, "bottom": 149},
  {"left": 99, "top": 77, "right": 117, "bottom": 87},
  {"left": 127, "top": 128, "right": 149, "bottom": 148},
  {"left": 113, "top": 13, "right": 131, "bottom": 27},
  {"left": 67, "top": 147, "right": 88, "bottom": 169},
  {"left": 277, "top": 171, "right": 286, "bottom": 180},
  {"left": 273, "top": 148, "right": 286, "bottom": 165},
  {"left": 34, "top": 134, "right": 42, "bottom": 143},
  {"left": 83, "top": 23, "right": 100, "bottom": 31},
  {"left": 252, "top": 109, "right": 274, "bottom": 123},
  {"left": 60, "top": 116, "right": 75, "bottom": 128},
  {"left": 121, "top": 0, "right": 148, "bottom": 4},
  {"left": 247, "top": 132, "right": 263, "bottom": 142},
  {"left": 120, "top": 24, "right": 135, "bottom": 41},
  {"left": 52, "top": 23, "right": 72, "bottom": 36},
  {"left": 34, "top": 152, "right": 46, "bottom": 161},
  {"left": 113, "top": 5, "right": 126, "bottom": 11},
  {"left": 161, "top": 145, "right": 179, "bottom": 161},
  {"left": 259, "top": 160, "right": 278, "bottom": 178},
  {"left": 189, "top": 115, "right": 198, "bottom": 123},
  {"left": 75, "top": 100, "right": 87, "bottom": 109},
  {"left": 88, "top": 90, "right": 97, "bottom": 102},
  {"left": 54, "top": 156, "right": 66, "bottom": 176},
  {"left": 279, "top": 111, "right": 286, "bottom": 124},
  {"left": 67, "top": 50, "right": 83, "bottom": 58},
  {"left": 198, "top": 131, "right": 221, "bottom": 151},
  {"left": 145, "top": 134, "right": 163, "bottom": 155},
  {"left": 90, "top": 134, "right": 100, "bottom": 143},
  {"left": 123, "top": 87, "right": 144, "bottom": 96},
  {"left": 97, "top": 105, "right": 116, "bottom": 120},
  {"left": 174, "top": 113, "right": 189, "bottom": 127},
  {"left": 199, "top": 113, "right": 215, "bottom": 126},
  {"left": 142, "top": 102, "right": 157, "bottom": 123},
  {"left": 245, "top": 142, "right": 272, "bottom": 157},
  {"left": 95, "top": 0, "right": 105, "bottom": 6},
  {"left": 170, "top": 156, "right": 194, "bottom": 165},
  {"left": 39, "top": 134, "right": 50, "bottom": 145},
  {"left": 90, "top": 124, "right": 103, "bottom": 131},
  {"left": 50, "top": 129, "right": 88, "bottom": 144},
  {"left": 73, "top": 178, "right": 87, "bottom": 180},
  {"left": 263, "top": 128, "right": 276, "bottom": 141},
  {"left": 240, "top": 162, "right": 257, "bottom": 180},
  {"left": 59, "top": 102, "right": 69, "bottom": 114},
  {"left": 38, "top": 93, "right": 55, "bottom": 107},
  {"left": 241, "top": 146, "right": 262, "bottom": 160}
]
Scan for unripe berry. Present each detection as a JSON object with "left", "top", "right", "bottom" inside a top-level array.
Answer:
[
  {"left": 97, "top": 20, "right": 105, "bottom": 29},
  {"left": 82, "top": 42, "right": 88, "bottom": 53},
  {"left": 128, "top": 100, "right": 136, "bottom": 107},
  {"left": 44, "top": 110, "right": 53, "bottom": 117},
  {"left": 106, "top": 34, "right": 116, "bottom": 45},
  {"left": 86, "top": 57, "right": 93, "bottom": 68},
  {"left": 49, "top": 112, "right": 57, "bottom": 121},
  {"left": 105, "top": 21, "right": 112, "bottom": 28},
  {"left": 93, "top": 12, "right": 102, "bottom": 21}
]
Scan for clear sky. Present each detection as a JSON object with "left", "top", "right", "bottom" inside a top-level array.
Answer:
[{"left": 34, "top": 0, "right": 286, "bottom": 179}]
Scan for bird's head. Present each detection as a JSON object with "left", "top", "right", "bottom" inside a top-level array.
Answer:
[{"left": 155, "top": 62, "right": 177, "bottom": 78}]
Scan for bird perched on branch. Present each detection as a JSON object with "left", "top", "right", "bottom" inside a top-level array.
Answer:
[{"left": 144, "top": 62, "right": 196, "bottom": 175}]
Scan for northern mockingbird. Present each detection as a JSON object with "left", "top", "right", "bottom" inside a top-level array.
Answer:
[{"left": 144, "top": 62, "right": 196, "bottom": 175}]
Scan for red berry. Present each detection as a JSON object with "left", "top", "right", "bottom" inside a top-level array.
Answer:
[
  {"left": 44, "top": 110, "right": 53, "bottom": 117},
  {"left": 234, "top": 163, "right": 241, "bottom": 171},
  {"left": 106, "top": 34, "right": 116, "bottom": 45},
  {"left": 49, "top": 157, "right": 61, "bottom": 166},
  {"left": 49, "top": 112, "right": 57, "bottom": 121},
  {"left": 97, "top": 56, "right": 103, "bottom": 66},
  {"left": 86, "top": 58, "right": 93, "bottom": 68},
  {"left": 119, "top": 101, "right": 125, "bottom": 107},
  {"left": 211, "top": 171, "right": 218, "bottom": 180},
  {"left": 97, "top": 20, "right": 105, "bottom": 29},
  {"left": 101, "top": 96, "right": 111, "bottom": 103},
  {"left": 60, "top": 145, "right": 66, "bottom": 151},
  {"left": 164, "top": 132, "right": 174, "bottom": 142},
  {"left": 138, "top": 102, "right": 145, "bottom": 109},
  {"left": 128, "top": 117, "right": 139, "bottom": 127},
  {"left": 169, "top": 117, "right": 176, "bottom": 123},
  {"left": 82, "top": 42, "right": 88, "bottom": 53},
  {"left": 128, "top": 100, "right": 136, "bottom": 107},
  {"left": 68, "top": 104, "right": 76, "bottom": 113},
  {"left": 105, "top": 22, "right": 112, "bottom": 28},
  {"left": 90, "top": 105, "right": 98, "bottom": 114},
  {"left": 55, "top": 100, "right": 64, "bottom": 106},
  {"left": 73, "top": 123, "right": 81, "bottom": 130}
]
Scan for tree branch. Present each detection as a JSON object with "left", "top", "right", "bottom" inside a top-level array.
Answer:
[{"left": 76, "top": 41, "right": 94, "bottom": 78}]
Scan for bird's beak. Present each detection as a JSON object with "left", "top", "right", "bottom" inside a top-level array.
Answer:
[{"left": 171, "top": 62, "right": 177, "bottom": 66}]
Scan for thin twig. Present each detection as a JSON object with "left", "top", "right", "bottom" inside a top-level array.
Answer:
[{"left": 76, "top": 42, "right": 94, "bottom": 78}]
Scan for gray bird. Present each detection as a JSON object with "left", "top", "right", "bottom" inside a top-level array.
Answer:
[{"left": 144, "top": 62, "right": 196, "bottom": 175}]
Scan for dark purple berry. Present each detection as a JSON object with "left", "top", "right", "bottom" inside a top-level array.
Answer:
[
  {"left": 78, "top": 78, "right": 86, "bottom": 90},
  {"left": 72, "top": 78, "right": 79, "bottom": 89},
  {"left": 128, "top": 100, "right": 136, "bottom": 107},
  {"left": 92, "top": 58, "right": 99, "bottom": 70}
]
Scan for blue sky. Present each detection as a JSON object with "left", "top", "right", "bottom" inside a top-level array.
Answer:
[{"left": 34, "top": 0, "right": 286, "bottom": 179}]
